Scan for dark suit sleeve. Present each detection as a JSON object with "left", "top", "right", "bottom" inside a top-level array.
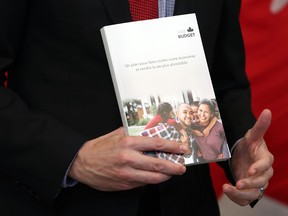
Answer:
[
  {"left": 210, "top": 0, "right": 256, "bottom": 142},
  {"left": 208, "top": 0, "right": 256, "bottom": 182},
  {"left": 0, "top": 0, "right": 87, "bottom": 204},
  {"left": 207, "top": 0, "right": 258, "bottom": 207}
]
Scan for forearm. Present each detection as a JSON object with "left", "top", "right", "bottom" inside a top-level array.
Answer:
[{"left": 0, "top": 88, "right": 87, "bottom": 203}]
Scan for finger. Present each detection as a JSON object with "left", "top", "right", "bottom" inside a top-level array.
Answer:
[
  {"left": 245, "top": 109, "right": 272, "bottom": 143},
  {"left": 89, "top": 169, "right": 172, "bottom": 191},
  {"left": 236, "top": 167, "right": 273, "bottom": 190},
  {"left": 118, "top": 166, "right": 174, "bottom": 186},
  {"left": 132, "top": 150, "right": 186, "bottom": 175},
  {"left": 126, "top": 135, "right": 188, "bottom": 154},
  {"left": 119, "top": 146, "right": 186, "bottom": 175},
  {"left": 247, "top": 153, "right": 274, "bottom": 176},
  {"left": 108, "top": 154, "right": 185, "bottom": 187},
  {"left": 223, "top": 184, "right": 261, "bottom": 206}
]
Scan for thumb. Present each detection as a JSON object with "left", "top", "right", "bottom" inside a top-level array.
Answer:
[{"left": 244, "top": 109, "right": 272, "bottom": 143}]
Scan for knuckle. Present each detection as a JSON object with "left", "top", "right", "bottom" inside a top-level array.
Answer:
[
  {"left": 119, "top": 136, "right": 132, "bottom": 148},
  {"left": 269, "top": 167, "right": 274, "bottom": 178},
  {"left": 118, "top": 151, "right": 132, "bottom": 165},
  {"left": 117, "top": 170, "right": 129, "bottom": 180},
  {"left": 152, "top": 161, "right": 165, "bottom": 172},
  {"left": 153, "top": 138, "right": 166, "bottom": 149}
]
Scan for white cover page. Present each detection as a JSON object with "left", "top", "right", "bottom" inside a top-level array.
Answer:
[{"left": 101, "top": 14, "right": 231, "bottom": 165}]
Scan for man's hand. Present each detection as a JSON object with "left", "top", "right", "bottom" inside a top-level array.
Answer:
[
  {"left": 68, "top": 127, "right": 187, "bottom": 191},
  {"left": 223, "top": 109, "right": 274, "bottom": 206}
]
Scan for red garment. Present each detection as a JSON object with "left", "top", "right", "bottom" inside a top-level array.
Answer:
[
  {"left": 144, "top": 114, "right": 177, "bottom": 130},
  {"left": 129, "top": 0, "right": 158, "bottom": 21}
]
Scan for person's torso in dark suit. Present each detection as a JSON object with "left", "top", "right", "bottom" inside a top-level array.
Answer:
[{"left": 0, "top": 0, "right": 255, "bottom": 215}]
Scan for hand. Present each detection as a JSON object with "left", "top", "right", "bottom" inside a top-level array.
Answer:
[
  {"left": 179, "top": 129, "right": 192, "bottom": 156},
  {"left": 223, "top": 109, "right": 274, "bottom": 206},
  {"left": 68, "top": 127, "right": 187, "bottom": 191},
  {"left": 202, "top": 128, "right": 209, "bottom": 137}
]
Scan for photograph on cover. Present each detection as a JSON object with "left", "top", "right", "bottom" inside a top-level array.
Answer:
[
  {"left": 123, "top": 94, "right": 230, "bottom": 165},
  {"left": 113, "top": 54, "right": 231, "bottom": 165}
]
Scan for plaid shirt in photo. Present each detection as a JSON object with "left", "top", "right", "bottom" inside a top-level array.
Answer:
[{"left": 141, "top": 123, "right": 186, "bottom": 164}]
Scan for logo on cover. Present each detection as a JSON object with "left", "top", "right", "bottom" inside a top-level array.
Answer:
[{"left": 178, "top": 27, "right": 195, "bottom": 39}]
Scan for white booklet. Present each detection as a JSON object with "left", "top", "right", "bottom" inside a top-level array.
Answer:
[{"left": 100, "top": 13, "right": 231, "bottom": 165}]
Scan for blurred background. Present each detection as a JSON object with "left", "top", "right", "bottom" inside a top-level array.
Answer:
[{"left": 210, "top": 0, "right": 288, "bottom": 215}]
